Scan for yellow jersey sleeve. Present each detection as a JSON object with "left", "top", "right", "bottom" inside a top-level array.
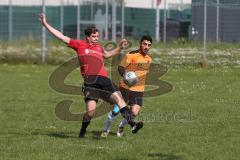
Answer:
[{"left": 119, "top": 53, "right": 132, "bottom": 68}]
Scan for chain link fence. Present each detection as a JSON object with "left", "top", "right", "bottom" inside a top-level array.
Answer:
[
  {"left": 0, "top": 0, "right": 240, "bottom": 66},
  {"left": 192, "top": 0, "right": 240, "bottom": 42},
  {"left": 0, "top": 0, "right": 191, "bottom": 41}
]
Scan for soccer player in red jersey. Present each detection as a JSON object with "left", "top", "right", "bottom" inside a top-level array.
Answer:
[{"left": 39, "top": 13, "right": 143, "bottom": 138}]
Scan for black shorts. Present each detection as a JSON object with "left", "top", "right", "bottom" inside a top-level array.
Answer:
[
  {"left": 119, "top": 87, "right": 144, "bottom": 107},
  {"left": 82, "top": 75, "right": 119, "bottom": 103}
]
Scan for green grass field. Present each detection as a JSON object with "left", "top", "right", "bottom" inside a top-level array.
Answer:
[{"left": 0, "top": 63, "right": 240, "bottom": 160}]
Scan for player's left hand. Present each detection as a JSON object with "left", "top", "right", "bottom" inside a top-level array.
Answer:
[{"left": 119, "top": 39, "right": 128, "bottom": 49}]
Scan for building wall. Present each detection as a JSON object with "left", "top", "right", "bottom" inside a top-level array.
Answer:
[
  {"left": 192, "top": 0, "right": 240, "bottom": 42},
  {"left": 0, "top": 4, "right": 191, "bottom": 40},
  {"left": 0, "top": 0, "right": 191, "bottom": 8}
]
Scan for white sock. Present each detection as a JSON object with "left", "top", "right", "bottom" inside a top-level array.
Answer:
[
  {"left": 103, "top": 111, "right": 118, "bottom": 132},
  {"left": 119, "top": 118, "right": 128, "bottom": 128},
  {"left": 119, "top": 115, "right": 136, "bottom": 128}
]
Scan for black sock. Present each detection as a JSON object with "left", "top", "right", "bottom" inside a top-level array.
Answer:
[
  {"left": 132, "top": 115, "right": 136, "bottom": 122},
  {"left": 120, "top": 107, "right": 136, "bottom": 127},
  {"left": 81, "top": 115, "right": 91, "bottom": 131}
]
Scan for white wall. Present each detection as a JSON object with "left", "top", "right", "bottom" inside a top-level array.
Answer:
[
  {"left": 0, "top": 0, "right": 192, "bottom": 8},
  {"left": 126, "top": 0, "right": 192, "bottom": 9}
]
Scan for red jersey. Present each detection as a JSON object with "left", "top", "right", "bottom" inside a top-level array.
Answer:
[{"left": 67, "top": 39, "right": 107, "bottom": 77}]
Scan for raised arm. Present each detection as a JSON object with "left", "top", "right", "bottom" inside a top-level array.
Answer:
[
  {"left": 118, "top": 66, "right": 126, "bottom": 77},
  {"left": 39, "top": 13, "right": 70, "bottom": 44},
  {"left": 103, "top": 39, "right": 128, "bottom": 59}
]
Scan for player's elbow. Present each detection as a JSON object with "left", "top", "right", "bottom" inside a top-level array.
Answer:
[
  {"left": 118, "top": 66, "right": 125, "bottom": 77},
  {"left": 61, "top": 36, "right": 70, "bottom": 44},
  {"left": 103, "top": 52, "right": 111, "bottom": 59}
]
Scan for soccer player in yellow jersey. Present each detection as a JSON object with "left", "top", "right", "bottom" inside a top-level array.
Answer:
[{"left": 101, "top": 35, "right": 152, "bottom": 137}]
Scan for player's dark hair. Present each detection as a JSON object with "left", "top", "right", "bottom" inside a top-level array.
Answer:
[
  {"left": 84, "top": 26, "right": 99, "bottom": 37},
  {"left": 140, "top": 35, "right": 152, "bottom": 43}
]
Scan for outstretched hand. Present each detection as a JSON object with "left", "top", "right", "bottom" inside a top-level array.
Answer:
[
  {"left": 37, "top": 12, "right": 70, "bottom": 43},
  {"left": 39, "top": 13, "right": 47, "bottom": 26},
  {"left": 119, "top": 39, "right": 128, "bottom": 49}
]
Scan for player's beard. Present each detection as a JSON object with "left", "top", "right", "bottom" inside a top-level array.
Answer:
[{"left": 140, "top": 47, "right": 148, "bottom": 55}]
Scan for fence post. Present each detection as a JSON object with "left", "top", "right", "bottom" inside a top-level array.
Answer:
[
  {"left": 91, "top": 0, "right": 94, "bottom": 21},
  {"left": 105, "top": 0, "right": 109, "bottom": 40},
  {"left": 201, "top": 0, "right": 209, "bottom": 68},
  {"left": 203, "top": 0, "right": 207, "bottom": 50},
  {"left": 8, "top": 0, "right": 12, "bottom": 42},
  {"left": 60, "top": 0, "right": 64, "bottom": 33},
  {"left": 216, "top": 0, "right": 219, "bottom": 42},
  {"left": 121, "top": 0, "right": 125, "bottom": 39},
  {"left": 180, "top": 0, "right": 183, "bottom": 10},
  {"left": 112, "top": 0, "right": 116, "bottom": 42},
  {"left": 41, "top": 0, "right": 46, "bottom": 63},
  {"left": 156, "top": 1, "right": 160, "bottom": 42},
  {"left": 163, "top": 0, "right": 167, "bottom": 43},
  {"left": 77, "top": 0, "right": 80, "bottom": 39}
]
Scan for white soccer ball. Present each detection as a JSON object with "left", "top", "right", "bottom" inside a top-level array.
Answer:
[{"left": 124, "top": 71, "right": 138, "bottom": 87}]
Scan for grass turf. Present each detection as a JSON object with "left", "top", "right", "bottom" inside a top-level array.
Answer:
[{"left": 0, "top": 64, "right": 239, "bottom": 160}]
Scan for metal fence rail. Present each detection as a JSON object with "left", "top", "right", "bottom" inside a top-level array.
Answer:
[
  {"left": 0, "top": 0, "right": 192, "bottom": 41},
  {"left": 0, "top": 0, "right": 240, "bottom": 63}
]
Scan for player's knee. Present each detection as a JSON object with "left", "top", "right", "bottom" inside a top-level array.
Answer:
[
  {"left": 83, "top": 113, "right": 93, "bottom": 122},
  {"left": 116, "top": 98, "right": 126, "bottom": 108},
  {"left": 86, "top": 110, "right": 95, "bottom": 117},
  {"left": 131, "top": 106, "right": 141, "bottom": 116},
  {"left": 111, "top": 92, "right": 126, "bottom": 108},
  {"left": 86, "top": 100, "right": 96, "bottom": 117}
]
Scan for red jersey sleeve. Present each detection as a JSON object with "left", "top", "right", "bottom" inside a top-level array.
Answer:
[
  {"left": 100, "top": 46, "right": 104, "bottom": 53},
  {"left": 67, "top": 39, "right": 84, "bottom": 51}
]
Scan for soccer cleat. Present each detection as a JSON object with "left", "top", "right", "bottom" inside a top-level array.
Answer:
[
  {"left": 132, "top": 122, "right": 143, "bottom": 134},
  {"left": 101, "top": 131, "right": 109, "bottom": 138},
  {"left": 117, "top": 127, "right": 124, "bottom": 137},
  {"left": 79, "top": 128, "right": 86, "bottom": 138}
]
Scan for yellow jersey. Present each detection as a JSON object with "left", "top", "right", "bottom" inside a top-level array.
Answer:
[{"left": 119, "top": 50, "right": 152, "bottom": 92}]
